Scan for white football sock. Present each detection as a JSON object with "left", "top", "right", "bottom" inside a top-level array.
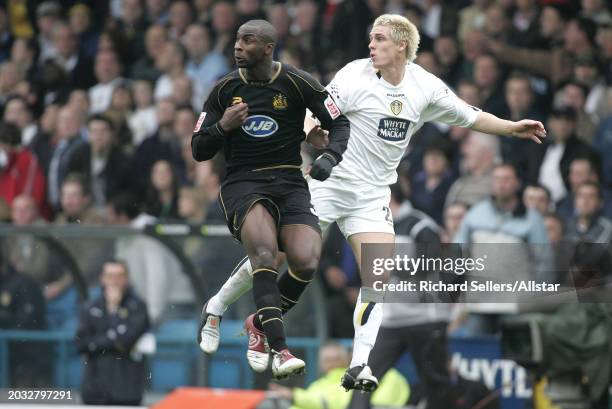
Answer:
[
  {"left": 206, "top": 257, "right": 253, "bottom": 316},
  {"left": 350, "top": 287, "right": 383, "bottom": 368}
]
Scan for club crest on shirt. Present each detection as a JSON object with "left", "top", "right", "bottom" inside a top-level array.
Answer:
[
  {"left": 390, "top": 100, "right": 403, "bottom": 116},
  {"left": 272, "top": 93, "right": 288, "bottom": 110}
]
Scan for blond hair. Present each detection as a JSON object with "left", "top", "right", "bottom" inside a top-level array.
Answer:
[{"left": 373, "top": 14, "right": 420, "bottom": 62}]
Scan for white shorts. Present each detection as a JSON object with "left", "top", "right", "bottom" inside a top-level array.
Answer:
[{"left": 309, "top": 175, "right": 395, "bottom": 238}]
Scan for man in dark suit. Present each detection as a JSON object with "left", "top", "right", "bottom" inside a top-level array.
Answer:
[
  {"left": 68, "top": 114, "right": 134, "bottom": 210},
  {"left": 75, "top": 259, "right": 150, "bottom": 405},
  {"left": 527, "top": 106, "right": 600, "bottom": 204},
  {"left": 46, "top": 22, "right": 95, "bottom": 90}
]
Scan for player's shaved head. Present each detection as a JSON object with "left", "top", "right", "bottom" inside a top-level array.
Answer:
[{"left": 239, "top": 19, "right": 278, "bottom": 45}]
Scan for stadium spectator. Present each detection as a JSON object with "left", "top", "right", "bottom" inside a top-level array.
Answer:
[
  {"left": 193, "top": 0, "right": 214, "bottom": 22},
  {"left": 415, "top": 51, "right": 441, "bottom": 78},
  {"left": 46, "top": 106, "right": 86, "bottom": 211},
  {"left": 0, "top": 61, "right": 22, "bottom": 109},
  {"left": 171, "top": 75, "right": 198, "bottom": 111},
  {"left": 89, "top": 50, "right": 124, "bottom": 114},
  {"left": 404, "top": 4, "right": 434, "bottom": 52},
  {"left": 411, "top": 139, "right": 456, "bottom": 225},
  {"left": 128, "top": 79, "right": 158, "bottom": 146},
  {"left": 29, "top": 104, "right": 59, "bottom": 175},
  {"left": 580, "top": 0, "right": 612, "bottom": 25},
  {"left": 564, "top": 182, "right": 612, "bottom": 298},
  {"left": 459, "top": 29, "right": 486, "bottom": 83},
  {"left": 210, "top": 1, "right": 238, "bottom": 60},
  {"left": 556, "top": 157, "right": 612, "bottom": 221},
  {"left": 168, "top": 1, "right": 193, "bottom": 40},
  {"left": 455, "top": 163, "right": 550, "bottom": 245},
  {"left": 2, "top": 96, "right": 38, "bottom": 147},
  {"left": 266, "top": 4, "right": 290, "bottom": 59},
  {"left": 0, "top": 247, "right": 49, "bottom": 387},
  {"left": 131, "top": 24, "right": 167, "bottom": 82},
  {"left": 565, "top": 182, "right": 612, "bottom": 243},
  {"left": 448, "top": 80, "right": 483, "bottom": 143},
  {"left": 154, "top": 41, "right": 195, "bottom": 103},
  {"left": 433, "top": 36, "right": 463, "bottom": 88},
  {"left": 457, "top": 0, "right": 492, "bottom": 45},
  {"left": 508, "top": 0, "right": 542, "bottom": 48},
  {"left": 523, "top": 184, "right": 553, "bottom": 215},
  {"left": 48, "top": 22, "right": 95, "bottom": 90},
  {"left": 593, "top": 94, "right": 612, "bottom": 188},
  {"left": 500, "top": 72, "right": 543, "bottom": 170},
  {"left": 10, "top": 38, "right": 38, "bottom": 85},
  {"left": 473, "top": 53, "right": 505, "bottom": 116},
  {"left": 66, "top": 89, "right": 91, "bottom": 127},
  {"left": 270, "top": 342, "right": 409, "bottom": 409},
  {"left": 573, "top": 55, "right": 608, "bottom": 124},
  {"left": 183, "top": 23, "right": 230, "bottom": 102},
  {"left": 6, "top": 195, "right": 72, "bottom": 301},
  {"left": 104, "top": 84, "right": 135, "bottom": 148},
  {"left": 0, "top": 6, "right": 13, "bottom": 64},
  {"left": 482, "top": 4, "right": 511, "bottom": 43},
  {"left": 178, "top": 186, "right": 208, "bottom": 224},
  {"left": 442, "top": 202, "right": 468, "bottom": 243},
  {"left": 486, "top": 16, "right": 597, "bottom": 87},
  {"left": 193, "top": 159, "right": 226, "bottom": 223},
  {"left": 75, "top": 259, "right": 150, "bottom": 405},
  {"left": 528, "top": 106, "right": 598, "bottom": 203},
  {"left": 67, "top": 4, "right": 98, "bottom": 60},
  {"left": 285, "top": 0, "right": 321, "bottom": 73},
  {"left": 145, "top": 160, "right": 180, "bottom": 220},
  {"left": 146, "top": 0, "right": 170, "bottom": 26},
  {"left": 445, "top": 131, "right": 499, "bottom": 208},
  {"left": 0, "top": 122, "right": 48, "bottom": 218},
  {"left": 68, "top": 115, "right": 133, "bottom": 210},
  {"left": 544, "top": 212, "right": 565, "bottom": 246},
  {"left": 132, "top": 98, "right": 184, "bottom": 195},
  {"left": 112, "top": 0, "right": 147, "bottom": 64},
  {"left": 328, "top": 0, "right": 378, "bottom": 65},
  {"left": 596, "top": 22, "right": 612, "bottom": 82},
  {"left": 556, "top": 80, "right": 597, "bottom": 143},
  {"left": 55, "top": 174, "right": 104, "bottom": 225},
  {"left": 34, "top": 1, "right": 62, "bottom": 63},
  {"left": 107, "top": 193, "right": 195, "bottom": 323}
]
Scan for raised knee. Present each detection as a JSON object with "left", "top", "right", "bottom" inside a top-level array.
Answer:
[
  {"left": 251, "top": 247, "right": 277, "bottom": 269},
  {"left": 289, "top": 253, "right": 319, "bottom": 279}
]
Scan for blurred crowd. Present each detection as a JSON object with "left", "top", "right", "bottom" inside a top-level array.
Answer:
[{"left": 0, "top": 0, "right": 611, "bottom": 345}]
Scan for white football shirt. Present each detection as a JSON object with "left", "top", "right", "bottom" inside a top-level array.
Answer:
[{"left": 325, "top": 58, "right": 480, "bottom": 186}]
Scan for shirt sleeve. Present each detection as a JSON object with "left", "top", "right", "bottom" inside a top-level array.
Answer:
[
  {"left": 290, "top": 68, "right": 351, "bottom": 163},
  {"left": 191, "top": 80, "right": 228, "bottom": 161},
  {"left": 422, "top": 75, "right": 480, "bottom": 127},
  {"left": 325, "top": 63, "right": 355, "bottom": 114}
]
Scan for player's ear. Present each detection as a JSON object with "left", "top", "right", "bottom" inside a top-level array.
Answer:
[
  {"left": 265, "top": 43, "right": 274, "bottom": 56},
  {"left": 398, "top": 40, "right": 407, "bottom": 54}
]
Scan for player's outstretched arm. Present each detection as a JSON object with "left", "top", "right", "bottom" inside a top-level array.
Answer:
[{"left": 471, "top": 111, "right": 547, "bottom": 144}]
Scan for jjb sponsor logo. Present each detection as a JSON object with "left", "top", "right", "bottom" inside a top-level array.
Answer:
[
  {"left": 377, "top": 117, "right": 410, "bottom": 141},
  {"left": 242, "top": 115, "right": 278, "bottom": 138}
]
